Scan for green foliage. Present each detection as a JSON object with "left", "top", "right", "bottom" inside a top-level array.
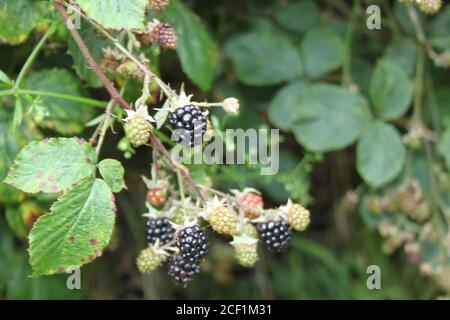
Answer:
[
  {"left": 159, "top": 0, "right": 218, "bottom": 90},
  {"left": 76, "top": 0, "right": 148, "bottom": 30},
  {"left": 357, "top": 121, "right": 406, "bottom": 188},
  {"left": 98, "top": 159, "right": 126, "bottom": 193},
  {"left": 370, "top": 60, "right": 413, "bottom": 120},
  {"left": 0, "top": 0, "right": 46, "bottom": 45},
  {"left": 300, "top": 27, "right": 345, "bottom": 79},
  {"left": 291, "top": 84, "right": 371, "bottom": 152},
  {"left": 5, "top": 138, "right": 97, "bottom": 194},
  {"left": 23, "top": 69, "right": 94, "bottom": 134},
  {"left": 29, "top": 178, "right": 115, "bottom": 276},
  {"left": 225, "top": 31, "right": 302, "bottom": 86}
]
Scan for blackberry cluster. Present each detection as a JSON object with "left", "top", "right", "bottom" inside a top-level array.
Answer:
[
  {"left": 168, "top": 255, "right": 201, "bottom": 286},
  {"left": 146, "top": 218, "right": 175, "bottom": 246},
  {"left": 257, "top": 220, "right": 292, "bottom": 252},
  {"left": 177, "top": 225, "right": 208, "bottom": 262},
  {"left": 168, "top": 105, "right": 207, "bottom": 146}
]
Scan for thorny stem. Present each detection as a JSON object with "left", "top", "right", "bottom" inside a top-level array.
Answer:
[
  {"left": 95, "top": 99, "right": 115, "bottom": 155},
  {"left": 55, "top": 0, "right": 131, "bottom": 110}
]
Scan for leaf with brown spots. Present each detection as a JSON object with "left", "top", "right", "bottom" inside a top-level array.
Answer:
[
  {"left": 4, "top": 138, "right": 97, "bottom": 194},
  {"left": 29, "top": 178, "right": 115, "bottom": 276}
]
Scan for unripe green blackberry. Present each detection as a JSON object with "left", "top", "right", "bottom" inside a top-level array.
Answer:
[
  {"left": 416, "top": 0, "right": 442, "bottom": 14},
  {"left": 124, "top": 116, "right": 152, "bottom": 147},
  {"left": 136, "top": 247, "right": 162, "bottom": 273},
  {"left": 207, "top": 205, "right": 238, "bottom": 236},
  {"left": 286, "top": 203, "right": 310, "bottom": 231},
  {"left": 234, "top": 243, "right": 258, "bottom": 267}
]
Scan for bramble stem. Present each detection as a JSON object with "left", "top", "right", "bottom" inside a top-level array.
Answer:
[
  {"left": 95, "top": 100, "right": 115, "bottom": 155},
  {"left": 55, "top": 1, "right": 132, "bottom": 110}
]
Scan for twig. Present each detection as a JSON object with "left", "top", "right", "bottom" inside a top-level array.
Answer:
[{"left": 95, "top": 100, "right": 115, "bottom": 155}]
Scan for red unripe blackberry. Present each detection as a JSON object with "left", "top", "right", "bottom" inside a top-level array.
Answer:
[
  {"left": 147, "top": 187, "right": 167, "bottom": 208},
  {"left": 168, "top": 255, "right": 200, "bottom": 286},
  {"left": 151, "top": 22, "right": 177, "bottom": 49},
  {"left": 257, "top": 220, "right": 292, "bottom": 252},
  {"left": 168, "top": 105, "right": 207, "bottom": 146},
  {"left": 146, "top": 217, "right": 175, "bottom": 246},
  {"left": 176, "top": 225, "right": 208, "bottom": 262},
  {"left": 240, "top": 192, "right": 264, "bottom": 218}
]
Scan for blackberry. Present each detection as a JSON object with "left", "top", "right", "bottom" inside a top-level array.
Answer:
[
  {"left": 146, "top": 218, "right": 175, "bottom": 246},
  {"left": 151, "top": 22, "right": 177, "bottom": 49},
  {"left": 177, "top": 225, "right": 208, "bottom": 262},
  {"left": 168, "top": 255, "right": 200, "bottom": 286},
  {"left": 168, "top": 105, "right": 207, "bottom": 146},
  {"left": 257, "top": 220, "right": 292, "bottom": 252}
]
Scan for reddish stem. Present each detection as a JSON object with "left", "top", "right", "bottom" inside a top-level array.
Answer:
[{"left": 54, "top": 1, "right": 131, "bottom": 110}]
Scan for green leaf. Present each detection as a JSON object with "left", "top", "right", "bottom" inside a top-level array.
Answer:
[
  {"left": 98, "top": 159, "right": 126, "bottom": 193},
  {"left": 383, "top": 38, "right": 418, "bottom": 76},
  {"left": 300, "top": 27, "right": 345, "bottom": 79},
  {"left": 291, "top": 84, "right": 371, "bottom": 152},
  {"left": 369, "top": 60, "right": 412, "bottom": 121},
  {"left": 159, "top": 0, "right": 218, "bottom": 90},
  {"left": 29, "top": 178, "right": 116, "bottom": 276},
  {"left": 357, "top": 121, "right": 406, "bottom": 188},
  {"left": 268, "top": 81, "right": 310, "bottom": 132},
  {"left": 23, "top": 68, "right": 94, "bottom": 134},
  {"left": 0, "top": 110, "right": 40, "bottom": 204},
  {"left": 4, "top": 137, "right": 97, "bottom": 194},
  {"left": 274, "top": 0, "right": 321, "bottom": 33},
  {"left": 429, "top": 6, "right": 450, "bottom": 51},
  {"left": 68, "top": 21, "right": 109, "bottom": 88},
  {"left": 225, "top": 31, "right": 302, "bottom": 86},
  {"left": 0, "top": 69, "right": 11, "bottom": 85},
  {"left": 155, "top": 100, "right": 170, "bottom": 129},
  {"left": 76, "top": 0, "right": 148, "bottom": 30},
  {"left": 438, "top": 130, "right": 450, "bottom": 169},
  {"left": 0, "top": 0, "right": 46, "bottom": 45}
]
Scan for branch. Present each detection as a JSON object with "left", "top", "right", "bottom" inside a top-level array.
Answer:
[{"left": 54, "top": 0, "right": 131, "bottom": 110}]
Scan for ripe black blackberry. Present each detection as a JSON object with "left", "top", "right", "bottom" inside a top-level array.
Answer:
[
  {"left": 146, "top": 217, "right": 175, "bottom": 246},
  {"left": 257, "top": 220, "right": 292, "bottom": 252},
  {"left": 168, "top": 105, "right": 207, "bottom": 146},
  {"left": 176, "top": 225, "right": 208, "bottom": 262},
  {"left": 168, "top": 255, "right": 200, "bottom": 286}
]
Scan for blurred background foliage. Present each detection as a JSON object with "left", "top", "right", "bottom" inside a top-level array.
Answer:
[{"left": 1, "top": 0, "right": 450, "bottom": 299}]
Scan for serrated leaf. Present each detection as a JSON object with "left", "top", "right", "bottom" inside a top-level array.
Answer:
[
  {"left": 225, "top": 31, "right": 302, "bottom": 86},
  {"left": 291, "top": 84, "right": 371, "bottom": 152},
  {"left": 159, "top": 0, "right": 218, "bottom": 90},
  {"left": 357, "top": 121, "right": 406, "bottom": 188},
  {"left": 0, "top": 0, "right": 46, "bottom": 45},
  {"left": 98, "top": 159, "right": 125, "bottom": 193},
  {"left": 274, "top": 0, "right": 321, "bottom": 33},
  {"left": 300, "top": 26, "right": 345, "bottom": 79},
  {"left": 76, "top": 0, "right": 147, "bottom": 30},
  {"left": 29, "top": 178, "right": 115, "bottom": 276},
  {"left": 23, "top": 68, "right": 94, "bottom": 134},
  {"left": 0, "top": 109, "right": 40, "bottom": 204},
  {"left": 68, "top": 21, "right": 109, "bottom": 88},
  {"left": 370, "top": 60, "right": 412, "bottom": 120},
  {"left": 438, "top": 130, "right": 450, "bottom": 170},
  {"left": 268, "top": 81, "right": 310, "bottom": 132},
  {"left": 4, "top": 137, "right": 97, "bottom": 194}
]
